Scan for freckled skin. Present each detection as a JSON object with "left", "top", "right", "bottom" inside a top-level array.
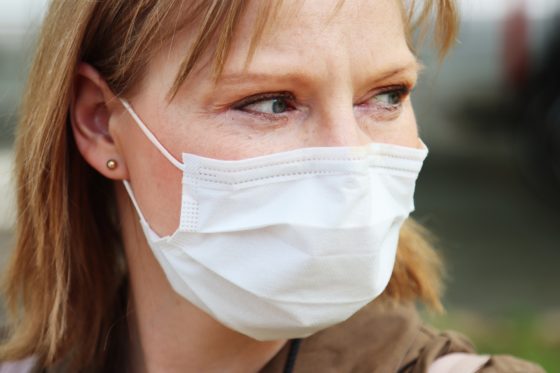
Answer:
[
  {"left": 113, "top": 0, "right": 419, "bottom": 237},
  {"left": 100, "top": 0, "right": 423, "bottom": 371}
]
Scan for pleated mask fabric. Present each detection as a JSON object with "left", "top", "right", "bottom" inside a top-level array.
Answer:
[{"left": 120, "top": 99, "right": 428, "bottom": 340}]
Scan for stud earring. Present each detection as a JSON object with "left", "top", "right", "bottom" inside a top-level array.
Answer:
[{"left": 106, "top": 159, "right": 118, "bottom": 170}]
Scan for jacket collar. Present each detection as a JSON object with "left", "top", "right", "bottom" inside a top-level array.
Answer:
[{"left": 260, "top": 301, "right": 422, "bottom": 373}]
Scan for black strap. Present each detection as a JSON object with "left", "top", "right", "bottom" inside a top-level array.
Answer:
[{"left": 283, "top": 339, "right": 301, "bottom": 373}]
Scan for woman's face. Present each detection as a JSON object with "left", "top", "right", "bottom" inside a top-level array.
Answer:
[{"left": 111, "top": 0, "right": 421, "bottom": 236}]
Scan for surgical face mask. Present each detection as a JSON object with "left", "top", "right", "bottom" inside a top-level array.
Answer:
[{"left": 119, "top": 99, "right": 428, "bottom": 341}]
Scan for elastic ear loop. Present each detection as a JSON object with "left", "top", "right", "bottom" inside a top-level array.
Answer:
[
  {"left": 122, "top": 180, "right": 168, "bottom": 241},
  {"left": 123, "top": 180, "right": 149, "bottom": 225},
  {"left": 119, "top": 99, "right": 183, "bottom": 229},
  {"left": 119, "top": 98, "right": 184, "bottom": 171}
]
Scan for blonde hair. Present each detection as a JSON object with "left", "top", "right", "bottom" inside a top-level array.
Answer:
[{"left": 1, "top": 0, "right": 457, "bottom": 370}]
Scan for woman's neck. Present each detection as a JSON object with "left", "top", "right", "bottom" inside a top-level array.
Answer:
[{"left": 124, "top": 290, "right": 286, "bottom": 373}]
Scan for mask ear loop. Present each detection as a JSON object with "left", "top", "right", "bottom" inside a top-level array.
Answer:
[
  {"left": 123, "top": 180, "right": 168, "bottom": 240},
  {"left": 119, "top": 99, "right": 184, "bottom": 235},
  {"left": 123, "top": 180, "right": 149, "bottom": 225},
  {"left": 119, "top": 98, "right": 184, "bottom": 171}
]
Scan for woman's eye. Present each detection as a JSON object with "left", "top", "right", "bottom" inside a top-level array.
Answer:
[
  {"left": 370, "top": 87, "right": 409, "bottom": 109},
  {"left": 235, "top": 94, "right": 295, "bottom": 115},
  {"left": 375, "top": 91, "right": 403, "bottom": 105}
]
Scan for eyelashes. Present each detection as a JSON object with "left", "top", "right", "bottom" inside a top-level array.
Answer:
[
  {"left": 373, "top": 85, "right": 411, "bottom": 105},
  {"left": 363, "top": 85, "right": 411, "bottom": 112},
  {"left": 232, "top": 92, "right": 296, "bottom": 117},
  {"left": 230, "top": 83, "right": 412, "bottom": 121}
]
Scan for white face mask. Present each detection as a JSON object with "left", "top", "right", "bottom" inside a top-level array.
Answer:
[{"left": 119, "top": 99, "right": 428, "bottom": 341}]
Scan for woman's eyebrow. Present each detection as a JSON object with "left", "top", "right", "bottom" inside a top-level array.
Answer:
[
  {"left": 377, "top": 61, "right": 422, "bottom": 81},
  {"left": 364, "top": 60, "right": 423, "bottom": 87},
  {"left": 215, "top": 59, "right": 422, "bottom": 87},
  {"left": 215, "top": 71, "right": 313, "bottom": 87}
]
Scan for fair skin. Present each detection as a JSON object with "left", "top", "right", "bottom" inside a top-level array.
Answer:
[{"left": 72, "top": 0, "right": 421, "bottom": 371}]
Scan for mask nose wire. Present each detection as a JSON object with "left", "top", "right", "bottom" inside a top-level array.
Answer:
[{"left": 119, "top": 98, "right": 184, "bottom": 171}]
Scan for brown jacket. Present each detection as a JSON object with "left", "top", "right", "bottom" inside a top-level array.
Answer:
[
  {"left": 0, "top": 301, "right": 546, "bottom": 372},
  {"left": 261, "top": 301, "right": 546, "bottom": 373}
]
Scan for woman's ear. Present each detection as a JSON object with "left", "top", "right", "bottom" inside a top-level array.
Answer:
[{"left": 71, "top": 62, "right": 129, "bottom": 180}]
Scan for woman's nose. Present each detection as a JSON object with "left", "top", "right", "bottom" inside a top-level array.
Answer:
[{"left": 306, "top": 101, "right": 371, "bottom": 148}]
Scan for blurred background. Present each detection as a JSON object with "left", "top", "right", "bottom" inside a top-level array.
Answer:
[{"left": 0, "top": 0, "right": 559, "bottom": 371}]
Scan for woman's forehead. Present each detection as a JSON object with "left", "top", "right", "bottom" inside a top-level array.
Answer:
[
  {"left": 229, "top": 0, "right": 411, "bottom": 66},
  {"left": 164, "top": 0, "right": 414, "bottom": 92}
]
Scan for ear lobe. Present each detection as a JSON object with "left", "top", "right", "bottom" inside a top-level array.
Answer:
[{"left": 71, "top": 63, "right": 129, "bottom": 180}]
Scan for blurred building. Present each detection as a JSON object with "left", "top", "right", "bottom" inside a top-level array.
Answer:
[{"left": 0, "top": 0, "right": 48, "bottom": 230}]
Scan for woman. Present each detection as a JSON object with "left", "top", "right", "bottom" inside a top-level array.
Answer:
[{"left": 0, "top": 0, "right": 545, "bottom": 372}]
